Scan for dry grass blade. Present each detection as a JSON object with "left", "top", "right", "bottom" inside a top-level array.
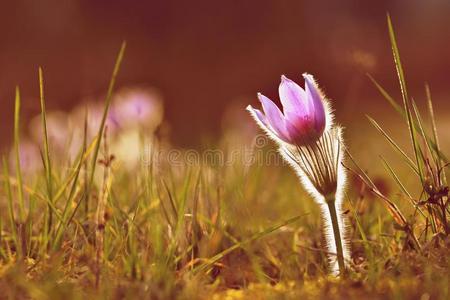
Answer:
[
  {"left": 52, "top": 146, "right": 86, "bottom": 251},
  {"left": 366, "top": 115, "right": 419, "bottom": 175},
  {"left": 193, "top": 214, "right": 307, "bottom": 274},
  {"left": 13, "top": 87, "right": 26, "bottom": 222},
  {"left": 367, "top": 74, "right": 447, "bottom": 163},
  {"left": 89, "top": 41, "right": 126, "bottom": 188},
  {"left": 426, "top": 84, "right": 447, "bottom": 184},
  {"left": 367, "top": 74, "right": 402, "bottom": 113},
  {"left": 344, "top": 157, "right": 406, "bottom": 228},
  {"left": 53, "top": 137, "right": 97, "bottom": 205},
  {"left": 379, "top": 156, "right": 426, "bottom": 218},
  {"left": 345, "top": 150, "right": 422, "bottom": 251},
  {"left": 2, "top": 156, "right": 20, "bottom": 257},
  {"left": 387, "top": 14, "right": 424, "bottom": 182},
  {"left": 367, "top": 74, "right": 447, "bottom": 165},
  {"left": 411, "top": 100, "right": 436, "bottom": 167}
]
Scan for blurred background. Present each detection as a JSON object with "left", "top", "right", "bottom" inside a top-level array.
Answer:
[{"left": 1, "top": 0, "right": 450, "bottom": 149}]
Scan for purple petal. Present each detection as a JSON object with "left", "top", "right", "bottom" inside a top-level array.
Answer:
[
  {"left": 303, "top": 73, "right": 326, "bottom": 130},
  {"left": 284, "top": 119, "right": 301, "bottom": 142},
  {"left": 287, "top": 116, "right": 317, "bottom": 143},
  {"left": 254, "top": 108, "right": 268, "bottom": 126},
  {"left": 257, "top": 93, "right": 290, "bottom": 141},
  {"left": 246, "top": 105, "right": 268, "bottom": 127},
  {"left": 279, "top": 75, "right": 308, "bottom": 122}
]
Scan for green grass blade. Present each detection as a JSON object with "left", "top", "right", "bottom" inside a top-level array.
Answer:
[
  {"left": 387, "top": 14, "right": 409, "bottom": 103},
  {"left": 344, "top": 150, "right": 410, "bottom": 230},
  {"left": 88, "top": 42, "right": 126, "bottom": 188},
  {"left": 367, "top": 74, "right": 403, "bottom": 113},
  {"left": 13, "top": 87, "right": 26, "bottom": 222},
  {"left": 83, "top": 108, "right": 89, "bottom": 216},
  {"left": 2, "top": 156, "right": 20, "bottom": 257},
  {"left": 411, "top": 100, "right": 436, "bottom": 167},
  {"left": 379, "top": 156, "right": 426, "bottom": 218},
  {"left": 193, "top": 214, "right": 307, "bottom": 274},
  {"left": 38, "top": 67, "right": 54, "bottom": 234},
  {"left": 164, "top": 168, "right": 193, "bottom": 267},
  {"left": 52, "top": 148, "right": 85, "bottom": 250},
  {"left": 162, "top": 178, "right": 178, "bottom": 220},
  {"left": 379, "top": 156, "right": 412, "bottom": 199},
  {"left": 0, "top": 218, "right": 6, "bottom": 260},
  {"left": 346, "top": 193, "right": 376, "bottom": 280},
  {"left": 426, "top": 84, "right": 446, "bottom": 184},
  {"left": 3, "top": 140, "right": 97, "bottom": 230},
  {"left": 53, "top": 137, "right": 98, "bottom": 205},
  {"left": 191, "top": 169, "right": 202, "bottom": 263},
  {"left": 366, "top": 115, "right": 419, "bottom": 175},
  {"left": 344, "top": 148, "right": 376, "bottom": 187},
  {"left": 368, "top": 74, "right": 447, "bottom": 162},
  {"left": 387, "top": 14, "right": 424, "bottom": 181}
]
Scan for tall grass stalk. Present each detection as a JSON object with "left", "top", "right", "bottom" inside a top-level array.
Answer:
[
  {"left": 38, "top": 68, "right": 54, "bottom": 236},
  {"left": 3, "top": 156, "right": 20, "bottom": 258},
  {"left": 95, "top": 128, "right": 113, "bottom": 288},
  {"left": 88, "top": 42, "right": 126, "bottom": 188},
  {"left": 13, "top": 87, "right": 26, "bottom": 223}
]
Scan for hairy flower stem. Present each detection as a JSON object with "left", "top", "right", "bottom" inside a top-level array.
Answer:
[{"left": 326, "top": 196, "right": 345, "bottom": 276}]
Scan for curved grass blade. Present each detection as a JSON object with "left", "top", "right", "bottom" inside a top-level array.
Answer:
[
  {"left": 53, "top": 136, "right": 97, "bottom": 205},
  {"left": 164, "top": 168, "right": 193, "bottom": 267},
  {"left": 2, "top": 156, "right": 20, "bottom": 258},
  {"left": 367, "top": 74, "right": 447, "bottom": 162},
  {"left": 379, "top": 156, "right": 426, "bottom": 218},
  {"left": 426, "top": 84, "right": 447, "bottom": 184},
  {"left": 193, "top": 214, "right": 307, "bottom": 274},
  {"left": 52, "top": 146, "right": 85, "bottom": 251},
  {"left": 411, "top": 99, "right": 436, "bottom": 168},
  {"left": 387, "top": 14, "right": 424, "bottom": 183},
  {"left": 367, "top": 73, "right": 402, "bottom": 113},
  {"left": 344, "top": 150, "right": 422, "bottom": 251},
  {"left": 88, "top": 41, "right": 126, "bottom": 188},
  {"left": 366, "top": 115, "right": 419, "bottom": 175},
  {"left": 1, "top": 138, "right": 97, "bottom": 227}
]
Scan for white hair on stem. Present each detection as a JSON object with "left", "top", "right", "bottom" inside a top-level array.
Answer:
[{"left": 279, "top": 126, "right": 350, "bottom": 276}]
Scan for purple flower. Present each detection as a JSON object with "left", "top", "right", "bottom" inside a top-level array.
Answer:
[
  {"left": 247, "top": 74, "right": 327, "bottom": 145},
  {"left": 247, "top": 73, "right": 349, "bottom": 276}
]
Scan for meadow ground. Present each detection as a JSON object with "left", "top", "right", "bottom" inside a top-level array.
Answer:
[{"left": 0, "top": 20, "right": 449, "bottom": 300}]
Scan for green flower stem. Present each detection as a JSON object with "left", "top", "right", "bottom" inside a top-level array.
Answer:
[{"left": 326, "top": 198, "right": 345, "bottom": 276}]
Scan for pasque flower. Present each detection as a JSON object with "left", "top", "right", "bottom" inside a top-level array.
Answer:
[
  {"left": 247, "top": 74, "right": 328, "bottom": 146},
  {"left": 247, "top": 74, "right": 350, "bottom": 276}
]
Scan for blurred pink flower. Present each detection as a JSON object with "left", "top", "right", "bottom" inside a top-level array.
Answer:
[
  {"left": 112, "top": 87, "right": 163, "bottom": 130},
  {"left": 29, "top": 111, "right": 70, "bottom": 154},
  {"left": 10, "top": 140, "right": 42, "bottom": 175},
  {"left": 65, "top": 87, "right": 163, "bottom": 164},
  {"left": 66, "top": 101, "right": 120, "bottom": 162}
]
